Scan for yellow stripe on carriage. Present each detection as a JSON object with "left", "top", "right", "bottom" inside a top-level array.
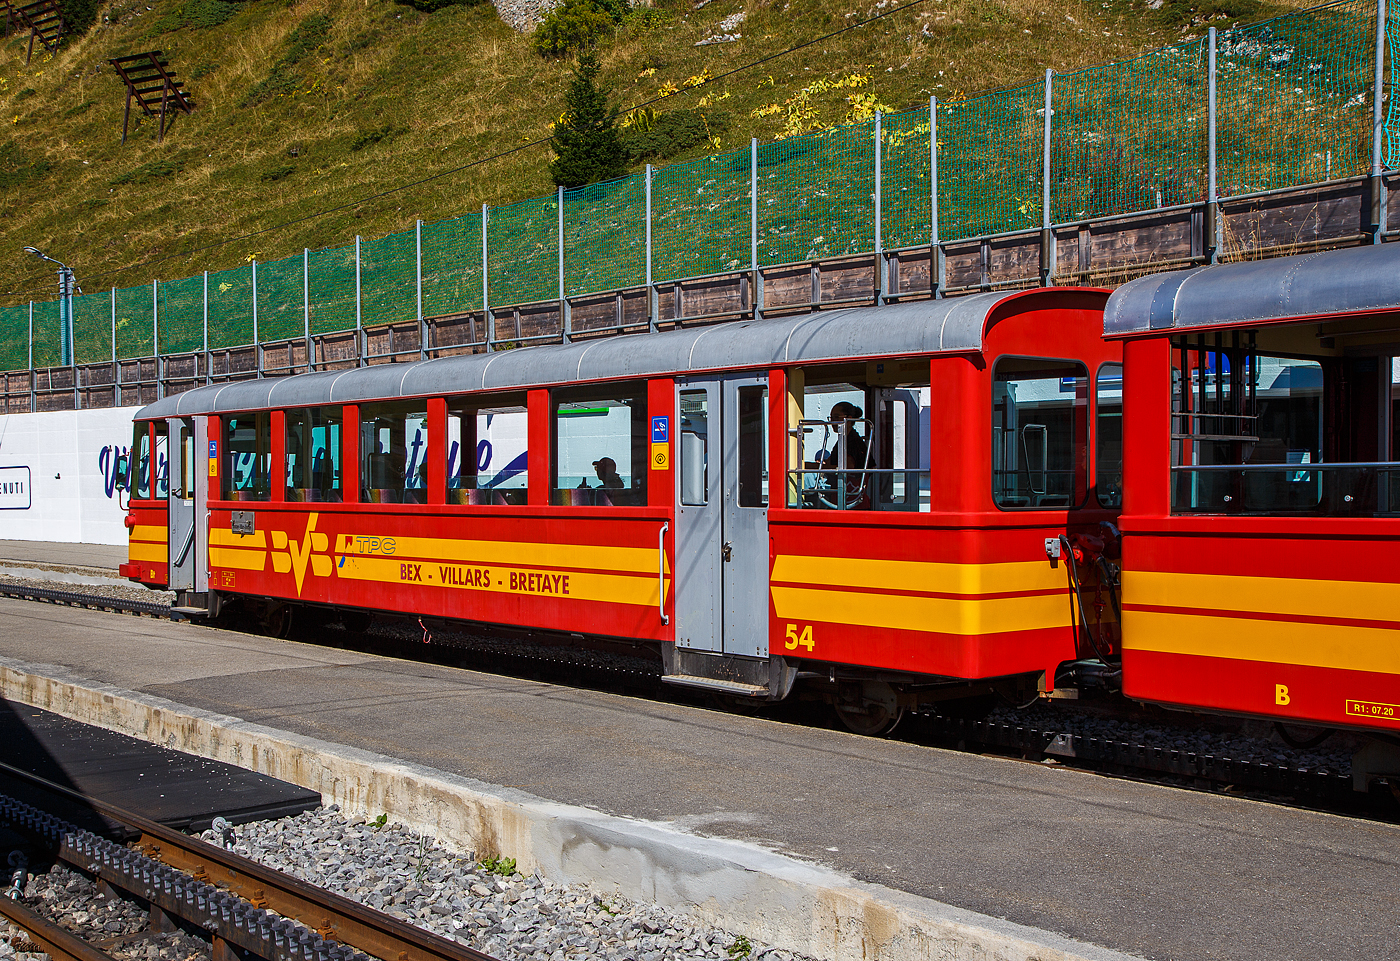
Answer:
[
  {"left": 210, "top": 528, "right": 268, "bottom": 549},
  {"left": 771, "top": 555, "right": 1065, "bottom": 597},
  {"left": 127, "top": 541, "right": 167, "bottom": 563},
  {"left": 131, "top": 526, "right": 168, "bottom": 544},
  {"left": 208, "top": 547, "right": 268, "bottom": 572},
  {"left": 770, "top": 585, "right": 1071, "bottom": 636},
  {"left": 1121, "top": 610, "right": 1400, "bottom": 675},
  {"left": 336, "top": 535, "right": 669, "bottom": 576},
  {"left": 1124, "top": 570, "right": 1400, "bottom": 627},
  {"left": 335, "top": 554, "right": 666, "bottom": 607}
]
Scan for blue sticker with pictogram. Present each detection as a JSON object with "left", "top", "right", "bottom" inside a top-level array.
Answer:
[
  {"left": 651, "top": 415, "right": 669, "bottom": 443},
  {"left": 209, "top": 441, "right": 217, "bottom": 458}
]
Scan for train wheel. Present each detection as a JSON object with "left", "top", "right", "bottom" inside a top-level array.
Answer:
[
  {"left": 260, "top": 604, "right": 294, "bottom": 639},
  {"left": 833, "top": 681, "right": 904, "bottom": 736}
]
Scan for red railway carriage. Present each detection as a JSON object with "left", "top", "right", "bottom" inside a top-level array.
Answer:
[
  {"left": 1106, "top": 243, "right": 1400, "bottom": 783},
  {"left": 122, "top": 287, "right": 1121, "bottom": 731}
]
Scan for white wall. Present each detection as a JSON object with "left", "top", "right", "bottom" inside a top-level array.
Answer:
[{"left": 0, "top": 407, "right": 140, "bottom": 546}]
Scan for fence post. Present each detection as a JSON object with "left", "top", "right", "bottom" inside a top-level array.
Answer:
[
  {"left": 482, "top": 204, "right": 493, "bottom": 352},
  {"left": 1207, "top": 27, "right": 1219, "bottom": 263},
  {"left": 931, "top": 96, "right": 945, "bottom": 299},
  {"left": 415, "top": 221, "right": 425, "bottom": 361},
  {"left": 112, "top": 288, "right": 120, "bottom": 406},
  {"left": 303, "top": 249, "right": 311, "bottom": 373},
  {"left": 202, "top": 272, "right": 210, "bottom": 386},
  {"left": 559, "top": 186, "right": 570, "bottom": 344},
  {"left": 646, "top": 165, "right": 659, "bottom": 333},
  {"left": 253, "top": 260, "right": 262, "bottom": 378},
  {"left": 751, "top": 137, "right": 762, "bottom": 320},
  {"left": 355, "top": 236, "right": 364, "bottom": 367},
  {"left": 1372, "top": 0, "right": 1389, "bottom": 241},
  {"left": 874, "top": 111, "right": 885, "bottom": 304},
  {"left": 27, "top": 302, "right": 34, "bottom": 413},
  {"left": 1040, "top": 69, "right": 1055, "bottom": 287},
  {"left": 153, "top": 279, "right": 162, "bottom": 400}
]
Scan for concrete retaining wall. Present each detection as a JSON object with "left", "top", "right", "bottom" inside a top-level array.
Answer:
[{"left": 0, "top": 656, "right": 1139, "bottom": 961}]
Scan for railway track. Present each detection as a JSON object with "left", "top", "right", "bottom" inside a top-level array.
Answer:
[
  {"left": 0, "top": 581, "right": 1386, "bottom": 818},
  {"left": 0, "top": 759, "right": 500, "bottom": 961}
]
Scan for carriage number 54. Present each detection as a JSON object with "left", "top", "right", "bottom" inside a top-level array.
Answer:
[{"left": 785, "top": 624, "right": 814, "bottom": 652}]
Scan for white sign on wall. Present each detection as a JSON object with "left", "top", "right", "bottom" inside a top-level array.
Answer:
[
  {"left": 0, "top": 406, "right": 141, "bottom": 546},
  {"left": 0, "top": 467, "right": 31, "bottom": 510}
]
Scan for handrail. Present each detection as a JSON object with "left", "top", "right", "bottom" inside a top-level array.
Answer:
[
  {"left": 1171, "top": 461, "right": 1400, "bottom": 470},
  {"left": 658, "top": 521, "right": 669, "bottom": 625}
]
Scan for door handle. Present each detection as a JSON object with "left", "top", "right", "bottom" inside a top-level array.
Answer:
[
  {"left": 658, "top": 521, "right": 669, "bottom": 625},
  {"left": 722, "top": 541, "right": 733, "bottom": 562}
]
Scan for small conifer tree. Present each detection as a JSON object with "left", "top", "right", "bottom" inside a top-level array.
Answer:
[{"left": 549, "top": 51, "right": 626, "bottom": 188}]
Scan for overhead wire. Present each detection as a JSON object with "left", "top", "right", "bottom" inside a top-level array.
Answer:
[{"left": 2, "top": 0, "right": 932, "bottom": 300}]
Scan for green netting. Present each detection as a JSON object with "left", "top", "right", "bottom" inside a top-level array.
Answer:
[
  {"left": 652, "top": 151, "right": 748, "bottom": 283},
  {"left": 114, "top": 285, "right": 154, "bottom": 360},
  {"left": 307, "top": 245, "right": 356, "bottom": 336},
  {"left": 71, "top": 290, "right": 113, "bottom": 366},
  {"left": 257, "top": 255, "right": 305, "bottom": 343},
  {"left": 882, "top": 105, "right": 934, "bottom": 251},
  {"left": 30, "top": 300, "right": 62, "bottom": 369},
  {"left": 361, "top": 228, "right": 417, "bottom": 326},
  {"left": 564, "top": 174, "right": 647, "bottom": 296},
  {"left": 421, "top": 213, "right": 483, "bottom": 317},
  {"left": 488, "top": 195, "right": 558, "bottom": 308},
  {"left": 758, "top": 120, "right": 876, "bottom": 266},
  {"left": 157, "top": 275, "right": 205, "bottom": 355},
  {"left": 1052, "top": 41, "right": 1207, "bottom": 222},
  {"left": 0, "top": 304, "right": 28, "bottom": 373},
  {"left": 1386, "top": 2, "right": 1400, "bottom": 165},
  {"left": 1217, "top": 0, "right": 1376, "bottom": 194},
  {"left": 207, "top": 265, "right": 253, "bottom": 350},
  {"left": 939, "top": 82, "right": 1045, "bottom": 241}
]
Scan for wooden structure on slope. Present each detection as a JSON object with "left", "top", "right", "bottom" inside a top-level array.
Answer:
[
  {"left": 108, "top": 52, "right": 195, "bottom": 144},
  {"left": 2, "top": 0, "right": 64, "bottom": 63}
]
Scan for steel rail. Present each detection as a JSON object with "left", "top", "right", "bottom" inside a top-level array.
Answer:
[
  {"left": 0, "top": 760, "right": 499, "bottom": 961},
  {"left": 0, "top": 890, "right": 122, "bottom": 961}
]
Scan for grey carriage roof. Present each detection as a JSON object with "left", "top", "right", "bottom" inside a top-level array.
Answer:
[
  {"left": 1103, "top": 243, "right": 1400, "bottom": 336},
  {"left": 137, "top": 289, "right": 1029, "bottom": 418}
]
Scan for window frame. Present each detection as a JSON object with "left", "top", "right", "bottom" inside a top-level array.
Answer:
[
  {"left": 550, "top": 382, "right": 649, "bottom": 507},
  {"left": 990, "top": 354, "right": 1090, "bottom": 512}
]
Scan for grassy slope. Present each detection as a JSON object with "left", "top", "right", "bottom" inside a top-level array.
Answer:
[{"left": 0, "top": 0, "right": 1302, "bottom": 304}]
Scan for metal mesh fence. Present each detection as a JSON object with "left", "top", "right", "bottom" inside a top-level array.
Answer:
[
  {"left": 565, "top": 174, "right": 647, "bottom": 295},
  {"left": 71, "top": 290, "right": 113, "bottom": 366},
  {"left": 652, "top": 151, "right": 748, "bottom": 283},
  {"left": 488, "top": 195, "right": 558, "bottom": 308},
  {"left": 1052, "top": 41, "right": 1208, "bottom": 222},
  {"left": 157, "top": 275, "right": 205, "bottom": 356},
  {"left": 30, "top": 300, "right": 63, "bottom": 370},
  {"left": 939, "top": 82, "right": 1046, "bottom": 240},
  {"left": 421, "top": 214, "right": 483, "bottom": 318},
  {"left": 0, "top": 305, "right": 27, "bottom": 373},
  {"left": 361, "top": 228, "right": 417, "bottom": 326},
  {"left": 3, "top": 0, "right": 1396, "bottom": 374},
  {"left": 1217, "top": 0, "right": 1377, "bottom": 193},
  {"left": 307, "top": 245, "right": 356, "bottom": 337}
]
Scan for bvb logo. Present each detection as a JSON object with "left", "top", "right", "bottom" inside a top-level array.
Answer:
[{"left": 270, "top": 513, "right": 333, "bottom": 596}]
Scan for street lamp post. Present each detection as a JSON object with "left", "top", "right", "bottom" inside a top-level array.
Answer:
[{"left": 22, "top": 246, "right": 77, "bottom": 367}]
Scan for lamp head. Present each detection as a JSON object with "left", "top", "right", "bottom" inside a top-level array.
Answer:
[{"left": 22, "top": 246, "right": 42, "bottom": 257}]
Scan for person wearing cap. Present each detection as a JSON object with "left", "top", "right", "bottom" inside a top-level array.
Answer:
[{"left": 592, "top": 457, "right": 625, "bottom": 489}]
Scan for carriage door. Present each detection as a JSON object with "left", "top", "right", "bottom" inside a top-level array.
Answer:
[
  {"left": 166, "top": 417, "right": 208, "bottom": 595},
  {"left": 675, "top": 375, "right": 770, "bottom": 658}
]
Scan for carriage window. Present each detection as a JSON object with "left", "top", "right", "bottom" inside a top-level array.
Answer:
[
  {"left": 446, "top": 396, "right": 530, "bottom": 506},
  {"left": 786, "top": 363, "right": 928, "bottom": 511},
  {"left": 679, "top": 391, "right": 709, "bottom": 506},
  {"left": 552, "top": 385, "right": 647, "bottom": 506},
  {"left": 131, "top": 423, "right": 151, "bottom": 500},
  {"left": 737, "top": 386, "right": 769, "bottom": 507},
  {"left": 992, "top": 358, "right": 1088, "bottom": 510},
  {"left": 223, "top": 413, "right": 270, "bottom": 501},
  {"left": 285, "top": 407, "right": 343, "bottom": 503},
  {"left": 1097, "top": 364, "right": 1123, "bottom": 508},
  {"left": 153, "top": 420, "right": 169, "bottom": 499},
  {"left": 360, "top": 402, "right": 428, "bottom": 504}
]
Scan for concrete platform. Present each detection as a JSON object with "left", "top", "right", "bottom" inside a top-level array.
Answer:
[
  {"left": 0, "top": 598, "right": 1392, "bottom": 961},
  {"left": 0, "top": 540, "right": 127, "bottom": 572}
]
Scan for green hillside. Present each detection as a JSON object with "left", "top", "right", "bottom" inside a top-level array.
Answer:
[{"left": 1, "top": 0, "right": 1302, "bottom": 304}]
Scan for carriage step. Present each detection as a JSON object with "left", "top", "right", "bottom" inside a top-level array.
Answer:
[
  {"left": 169, "top": 606, "right": 209, "bottom": 620},
  {"left": 661, "top": 674, "right": 769, "bottom": 697}
]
